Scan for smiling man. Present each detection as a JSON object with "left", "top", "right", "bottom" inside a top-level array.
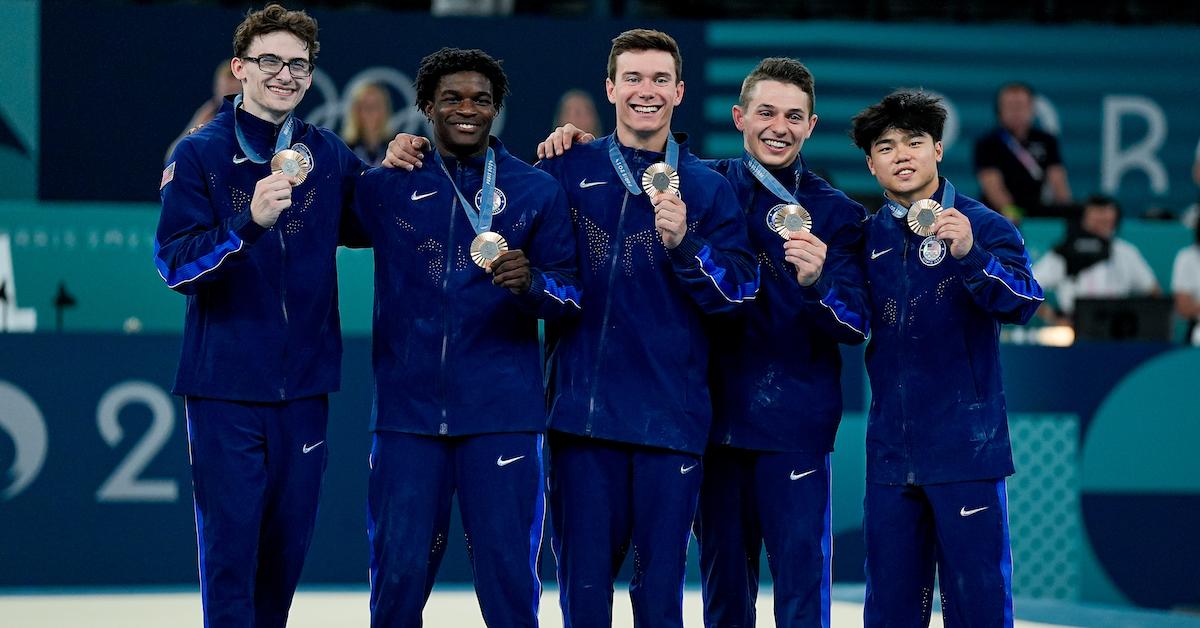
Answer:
[
  {"left": 531, "top": 58, "right": 868, "bottom": 628},
  {"left": 352, "top": 47, "right": 580, "bottom": 628},
  {"left": 850, "top": 90, "right": 1043, "bottom": 628},
  {"left": 534, "top": 29, "right": 758, "bottom": 628},
  {"left": 693, "top": 58, "right": 869, "bottom": 628},
  {"left": 154, "top": 4, "right": 370, "bottom": 627}
]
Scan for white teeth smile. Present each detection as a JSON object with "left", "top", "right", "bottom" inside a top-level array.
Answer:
[
  {"left": 454, "top": 123, "right": 478, "bottom": 130},
  {"left": 267, "top": 85, "right": 294, "bottom": 95},
  {"left": 898, "top": 168, "right": 915, "bottom": 175},
  {"left": 632, "top": 105, "right": 661, "bottom": 113},
  {"left": 763, "top": 139, "right": 788, "bottom": 149}
]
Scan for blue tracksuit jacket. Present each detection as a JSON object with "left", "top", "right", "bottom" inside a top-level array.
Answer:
[
  {"left": 354, "top": 138, "right": 581, "bottom": 436},
  {"left": 536, "top": 133, "right": 759, "bottom": 455},
  {"left": 863, "top": 178, "right": 1044, "bottom": 485},
  {"left": 706, "top": 154, "right": 869, "bottom": 453},
  {"left": 155, "top": 99, "right": 364, "bottom": 402}
]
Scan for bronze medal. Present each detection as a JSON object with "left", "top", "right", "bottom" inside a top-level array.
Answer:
[
  {"left": 271, "top": 148, "right": 310, "bottom": 186},
  {"left": 906, "top": 199, "right": 943, "bottom": 237},
  {"left": 640, "top": 162, "right": 680, "bottom": 198},
  {"left": 470, "top": 231, "right": 509, "bottom": 270},
  {"left": 770, "top": 204, "right": 813, "bottom": 239}
]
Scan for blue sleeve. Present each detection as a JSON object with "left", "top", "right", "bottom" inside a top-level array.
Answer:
[
  {"left": 796, "top": 207, "right": 870, "bottom": 344},
  {"left": 665, "top": 178, "right": 760, "bottom": 314},
  {"left": 337, "top": 138, "right": 371, "bottom": 248},
  {"left": 957, "top": 212, "right": 1045, "bottom": 324},
  {"left": 153, "top": 140, "right": 267, "bottom": 296},
  {"left": 513, "top": 181, "right": 582, "bottom": 320}
]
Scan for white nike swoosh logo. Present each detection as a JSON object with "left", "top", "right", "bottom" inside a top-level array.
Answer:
[
  {"left": 871, "top": 248, "right": 893, "bottom": 260},
  {"left": 789, "top": 469, "right": 817, "bottom": 481},
  {"left": 232, "top": 155, "right": 250, "bottom": 164},
  {"left": 302, "top": 441, "right": 324, "bottom": 454},
  {"left": 960, "top": 506, "right": 989, "bottom": 517},
  {"left": 497, "top": 455, "right": 525, "bottom": 467},
  {"left": 579, "top": 179, "right": 607, "bottom": 188},
  {"left": 411, "top": 190, "right": 438, "bottom": 201},
  {"left": 680, "top": 463, "right": 698, "bottom": 475}
]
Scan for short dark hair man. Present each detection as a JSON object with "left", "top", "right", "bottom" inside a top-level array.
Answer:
[
  {"left": 850, "top": 90, "right": 1043, "bottom": 628},
  {"left": 353, "top": 47, "right": 580, "bottom": 628},
  {"left": 974, "top": 82, "right": 1072, "bottom": 221}
]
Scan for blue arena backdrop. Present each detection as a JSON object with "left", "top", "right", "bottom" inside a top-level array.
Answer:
[
  {"left": 34, "top": 4, "right": 1200, "bottom": 213},
  {"left": 37, "top": 3, "right": 706, "bottom": 202},
  {"left": 1, "top": 333, "right": 1198, "bottom": 611}
]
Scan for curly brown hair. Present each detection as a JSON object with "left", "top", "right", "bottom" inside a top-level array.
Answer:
[{"left": 232, "top": 4, "right": 320, "bottom": 63}]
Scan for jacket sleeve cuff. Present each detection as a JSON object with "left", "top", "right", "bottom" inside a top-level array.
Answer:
[
  {"left": 957, "top": 241, "right": 991, "bottom": 273},
  {"left": 511, "top": 269, "right": 547, "bottom": 310},
  {"left": 666, "top": 231, "right": 706, "bottom": 266},
  {"left": 231, "top": 210, "right": 269, "bottom": 245},
  {"left": 798, "top": 281, "right": 827, "bottom": 304}
]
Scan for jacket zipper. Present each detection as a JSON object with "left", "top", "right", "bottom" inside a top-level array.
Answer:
[
  {"left": 278, "top": 224, "right": 289, "bottom": 400},
  {"left": 437, "top": 167, "right": 460, "bottom": 435},
  {"left": 586, "top": 189, "right": 631, "bottom": 434},
  {"left": 898, "top": 226, "right": 914, "bottom": 484}
]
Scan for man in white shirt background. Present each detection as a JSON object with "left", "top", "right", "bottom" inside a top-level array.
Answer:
[{"left": 1032, "top": 194, "right": 1159, "bottom": 325}]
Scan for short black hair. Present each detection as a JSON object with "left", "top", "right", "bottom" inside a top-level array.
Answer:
[
  {"left": 850, "top": 90, "right": 947, "bottom": 154},
  {"left": 415, "top": 47, "right": 508, "bottom": 112}
]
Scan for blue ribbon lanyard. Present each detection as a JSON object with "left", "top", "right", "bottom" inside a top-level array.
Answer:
[
  {"left": 434, "top": 147, "right": 497, "bottom": 235},
  {"left": 744, "top": 155, "right": 800, "bottom": 205},
  {"left": 607, "top": 134, "right": 680, "bottom": 195},
  {"left": 232, "top": 94, "right": 295, "bottom": 164},
  {"left": 887, "top": 178, "right": 957, "bottom": 219}
]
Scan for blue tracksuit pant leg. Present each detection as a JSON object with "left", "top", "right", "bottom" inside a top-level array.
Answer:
[
  {"left": 695, "top": 447, "right": 760, "bottom": 628},
  {"left": 457, "top": 432, "right": 545, "bottom": 628},
  {"left": 927, "top": 480, "right": 1014, "bottom": 628},
  {"left": 369, "top": 432, "right": 545, "bottom": 628},
  {"left": 696, "top": 448, "right": 832, "bottom": 628},
  {"left": 185, "top": 396, "right": 329, "bottom": 628},
  {"left": 368, "top": 432, "right": 455, "bottom": 628},
  {"left": 549, "top": 432, "right": 701, "bottom": 628},
  {"left": 863, "top": 480, "right": 1013, "bottom": 628}
]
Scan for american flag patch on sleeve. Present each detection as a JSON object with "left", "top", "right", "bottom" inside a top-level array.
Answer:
[{"left": 160, "top": 162, "right": 176, "bottom": 190}]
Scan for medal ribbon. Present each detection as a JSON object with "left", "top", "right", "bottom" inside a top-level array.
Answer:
[
  {"left": 885, "top": 179, "right": 956, "bottom": 220},
  {"left": 232, "top": 94, "right": 295, "bottom": 164},
  {"left": 608, "top": 134, "right": 679, "bottom": 195},
  {"left": 434, "top": 147, "right": 497, "bottom": 235},
  {"left": 744, "top": 154, "right": 802, "bottom": 205}
]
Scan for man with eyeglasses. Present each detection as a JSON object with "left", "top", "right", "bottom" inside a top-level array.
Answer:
[{"left": 154, "top": 5, "right": 370, "bottom": 627}]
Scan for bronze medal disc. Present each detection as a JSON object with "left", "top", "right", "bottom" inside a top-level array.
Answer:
[
  {"left": 771, "top": 204, "right": 813, "bottom": 239},
  {"left": 906, "top": 198, "right": 943, "bottom": 237},
  {"left": 470, "top": 231, "right": 509, "bottom": 270}
]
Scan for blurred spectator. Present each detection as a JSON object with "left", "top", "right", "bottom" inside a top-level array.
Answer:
[
  {"left": 340, "top": 82, "right": 394, "bottom": 167},
  {"left": 1032, "top": 194, "right": 1158, "bottom": 324},
  {"left": 553, "top": 89, "right": 603, "bottom": 137},
  {"left": 974, "top": 82, "right": 1072, "bottom": 222},
  {"left": 432, "top": 0, "right": 513, "bottom": 16},
  {"left": 165, "top": 60, "right": 240, "bottom": 162},
  {"left": 1171, "top": 218, "right": 1200, "bottom": 345}
]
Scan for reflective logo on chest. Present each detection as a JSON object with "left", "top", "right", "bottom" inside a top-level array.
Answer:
[
  {"left": 918, "top": 236, "right": 947, "bottom": 267},
  {"left": 474, "top": 187, "right": 507, "bottom": 216}
]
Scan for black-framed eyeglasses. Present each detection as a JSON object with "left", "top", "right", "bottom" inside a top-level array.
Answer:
[{"left": 242, "top": 55, "right": 313, "bottom": 78}]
